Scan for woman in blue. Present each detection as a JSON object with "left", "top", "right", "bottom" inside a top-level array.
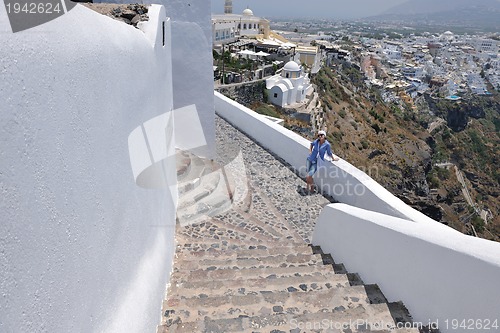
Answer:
[{"left": 306, "top": 130, "right": 339, "bottom": 193}]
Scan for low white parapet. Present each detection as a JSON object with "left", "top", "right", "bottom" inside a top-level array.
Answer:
[
  {"left": 313, "top": 204, "right": 500, "bottom": 333},
  {"left": 214, "top": 91, "right": 450, "bottom": 230}
]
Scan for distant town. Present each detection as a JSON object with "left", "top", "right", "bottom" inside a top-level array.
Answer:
[
  {"left": 212, "top": 7, "right": 499, "bottom": 110},
  {"left": 273, "top": 19, "right": 499, "bottom": 103}
]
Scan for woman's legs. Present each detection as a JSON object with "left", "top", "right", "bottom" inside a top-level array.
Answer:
[{"left": 306, "top": 160, "right": 317, "bottom": 192}]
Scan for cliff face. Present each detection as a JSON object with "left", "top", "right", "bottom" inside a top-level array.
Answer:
[
  {"left": 311, "top": 67, "right": 499, "bottom": 241},
  {"left": 228, "top": 65, "right": 499, "bottom": 242},
  {"left": 312, "top": 68, "right": 439, "bottom": 218},
  {"left": 215, "top": 81, "right": 267, "bottom": 106},
  {"left": 424, "top": 94, "right": 494, "bottom": 132}
]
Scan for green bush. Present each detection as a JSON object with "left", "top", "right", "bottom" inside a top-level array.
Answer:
[
  {"left": 371, "top": 123, "right": 381, "bottom": 134},
  {"left": 255, "top": 104, "right": 280, "bottom": 118},
  {"left": 427, "top": 174, "right": 439, "bottom": 188},
  {"left": 471, "top": 216, "right": 485, "bottom": 233}
]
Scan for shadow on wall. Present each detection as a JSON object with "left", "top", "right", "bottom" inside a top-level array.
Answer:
[
  {"left": 127, "top": 104, "right": 217, "bottom": 210},
  {"left": 128, "top": 111, "right": 177, "bottom": 191}
]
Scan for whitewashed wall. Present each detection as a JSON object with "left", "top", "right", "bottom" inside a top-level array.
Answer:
[
  {"left": 313, "top": 204, "right": 500, "bottom": 333},
  {"left": 0, "top": 5, "right": 176, "bottom": 333},
  {"left": 98, "top": 0, "right": 216, "bottom": 158}
]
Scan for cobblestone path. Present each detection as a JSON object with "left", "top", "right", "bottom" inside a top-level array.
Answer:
[{"left": 157, "top": 115, "right": 420, "bottom": 333}]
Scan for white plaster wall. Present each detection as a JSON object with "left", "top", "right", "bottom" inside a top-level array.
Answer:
[
  {"left": 313, "top": 204, "right": 500, "bottom": 333},
  {"left": 213, "top": 21, "right": 237, "bottom": 43},
  {"left": 214, "top": 91, "right": 452, "bottom": 230},
  {"left": 0, "top": 5, "right": 175, "bottom": 332},
  {"left": 269, "top": 86, "right": 285, "bottom": 107}
]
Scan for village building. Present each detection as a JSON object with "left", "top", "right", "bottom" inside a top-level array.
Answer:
[
  {"left": 265, "top": 60, "right": 312, "bottom": 107},
  {"left": 211, "top": 7, "right": 270, "bottom": 46}
]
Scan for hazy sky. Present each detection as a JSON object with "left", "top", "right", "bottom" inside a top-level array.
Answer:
[{"left": 211, "top": 0, "right": 409, "bottom": 19}]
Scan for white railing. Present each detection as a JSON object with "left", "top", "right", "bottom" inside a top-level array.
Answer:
[
  {"left": 214, "top": 91, "right": 447, "bottom": 227},
  {"left": 313, "top": 204, "right": 500, "bottom": 333}
]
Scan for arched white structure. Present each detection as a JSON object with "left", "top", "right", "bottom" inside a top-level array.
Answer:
[
  {"left": 1, "top": 0, "right": 216, "bottom": 331},
  {"left": 242, "top": 8, "right": 254, "bottom": 16},
  {"left": 212, "top": 7, "right": 270, "bottom": 45},
  {"left": 266, "top": 61, "right": 312, "bottom": 107}
]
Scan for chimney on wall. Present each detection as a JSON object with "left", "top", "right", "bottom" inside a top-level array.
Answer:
[{"left": 224, "top": 0, "right": 233, "bottom": 14}]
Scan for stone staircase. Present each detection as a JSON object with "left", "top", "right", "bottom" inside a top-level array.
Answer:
[{"left": 157, "top": 142, "right": 422, "bottom": 333}]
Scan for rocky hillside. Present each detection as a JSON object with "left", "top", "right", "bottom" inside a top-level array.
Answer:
[
  {"left": 238, "top": 65, "right": 499, "bottom": 242},
  {"left": 314, "top": 66, "right": 499, "bottom": 241}
]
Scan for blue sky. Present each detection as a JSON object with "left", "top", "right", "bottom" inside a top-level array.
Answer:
[{"left": 211, "top": 0, "right": 409, "bottom": 19}]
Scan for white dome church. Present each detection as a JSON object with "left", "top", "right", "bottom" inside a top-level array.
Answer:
[
  {"left": 211, "top": 7, "right": 270, "bottom": 45},
  {"left": 266, "top": 61, "right": 312, "bottom": 107}
]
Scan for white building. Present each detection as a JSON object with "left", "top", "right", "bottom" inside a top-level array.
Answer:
[
  {"left": 467, "top": 72, "right": 489, "bottom": 95},
  {"left": 295, "top": 44, "right": 320, "bottom": 68},
  {"left": 401, "top": 64, "right": 425, "bottom": 79},
  {"left": 266, "top": 61, "right": 312, "bottom": 107},
  {"left": 466, "top": 37, "right": 498, "bottom": 54},
  {"left": 212, "top": 7, "right": 270, "bottom": 45}
]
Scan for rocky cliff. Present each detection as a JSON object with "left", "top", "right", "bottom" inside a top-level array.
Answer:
[
  {"left": 424, "top": 94, "right": 495, "bottom": 132},
  {"left": 215, "top": 81, "right": 267, "bottom": 106}
]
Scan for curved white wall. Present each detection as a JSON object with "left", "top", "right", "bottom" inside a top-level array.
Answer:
[
  {"left": 313, "top": 204, "right": 500, "bottom": 333},
  {"left": 166, "top": 0, "right": 216, "bottom": 158},
  {"left": 1, "top": 5, "right": 176, "bottom": 332}
]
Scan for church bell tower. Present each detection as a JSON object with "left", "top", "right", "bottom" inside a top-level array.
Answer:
[{"left": 224, "top": 0, "right": 233, "bottom": 14}]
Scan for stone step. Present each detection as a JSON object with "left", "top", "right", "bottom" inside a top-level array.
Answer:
[
  {"left": 210, "top": 212, "right": 294, "bottom": 244},
  {"left": 176, "top": 162, "right": 209, "bottom": 192},
  {"left": 163, "top": 284, "right": 373, "bottom": 324},
  {"left": 246, "top": 191, "right": 303, "bottom": 242},
  {"left": 160, "top": 302, "right": 407, "bottom": 333},
  {"left": 158, "top": 321, "right": 420, "bottom": 333},
  {"left": 208, "top": 218, "right": 282, "bottom": 243},
  {"left": 387, "top": 301, "right": 416, "bottom": 328},
  {"left": 169, "top": 260, "right": 336, "bottom": 283},
  {"left": 176, "top": 220, "right": 271, "bottom": 245},
  {"left": 174, "top": 239, "right": 308, "bottom": 253},
  {"left": 176, "top": 154, "right": 254, "bottom": 227},
  {"left": 167, "top": 270, "right": 350, "bottom": 299},
  {"left": 176, "top": 150, "right": 215, "bottom": 182},
  {"left": 177, "top": 199, "right": 232, "bottom": 227},
  {"left": 174, "top": 234, "right": 266, "bottom": 249},
  {"left": 177, "top": 171, "right": 221, "bottom": 210},
  {"left": 175, "top": 149, "right": 192, "bottom": 179},
  {"left": 176, "top": 218, "right": 285, "bottom": 249},
  {"left": 176, "top": 181, "right": 233, "bottom": 227},
  {"left": 199, "top": 175, "right": 303, "bottom": 243},
  {"left": 173, "top": 252, "right": 324, "bottom": 272},
  {"left": 217, "top": 149, "right": 250, "bottom": 210},
  {"left": 174, "top": 243, "right": 313, "bottom": 261}
]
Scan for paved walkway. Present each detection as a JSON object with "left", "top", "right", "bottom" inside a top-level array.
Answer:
[
  {"left": 214, "top": 114, "right": 333, "bottom": 243},
  {"left": 160, "top": 116, "right": 421, "bottom": 332}
]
